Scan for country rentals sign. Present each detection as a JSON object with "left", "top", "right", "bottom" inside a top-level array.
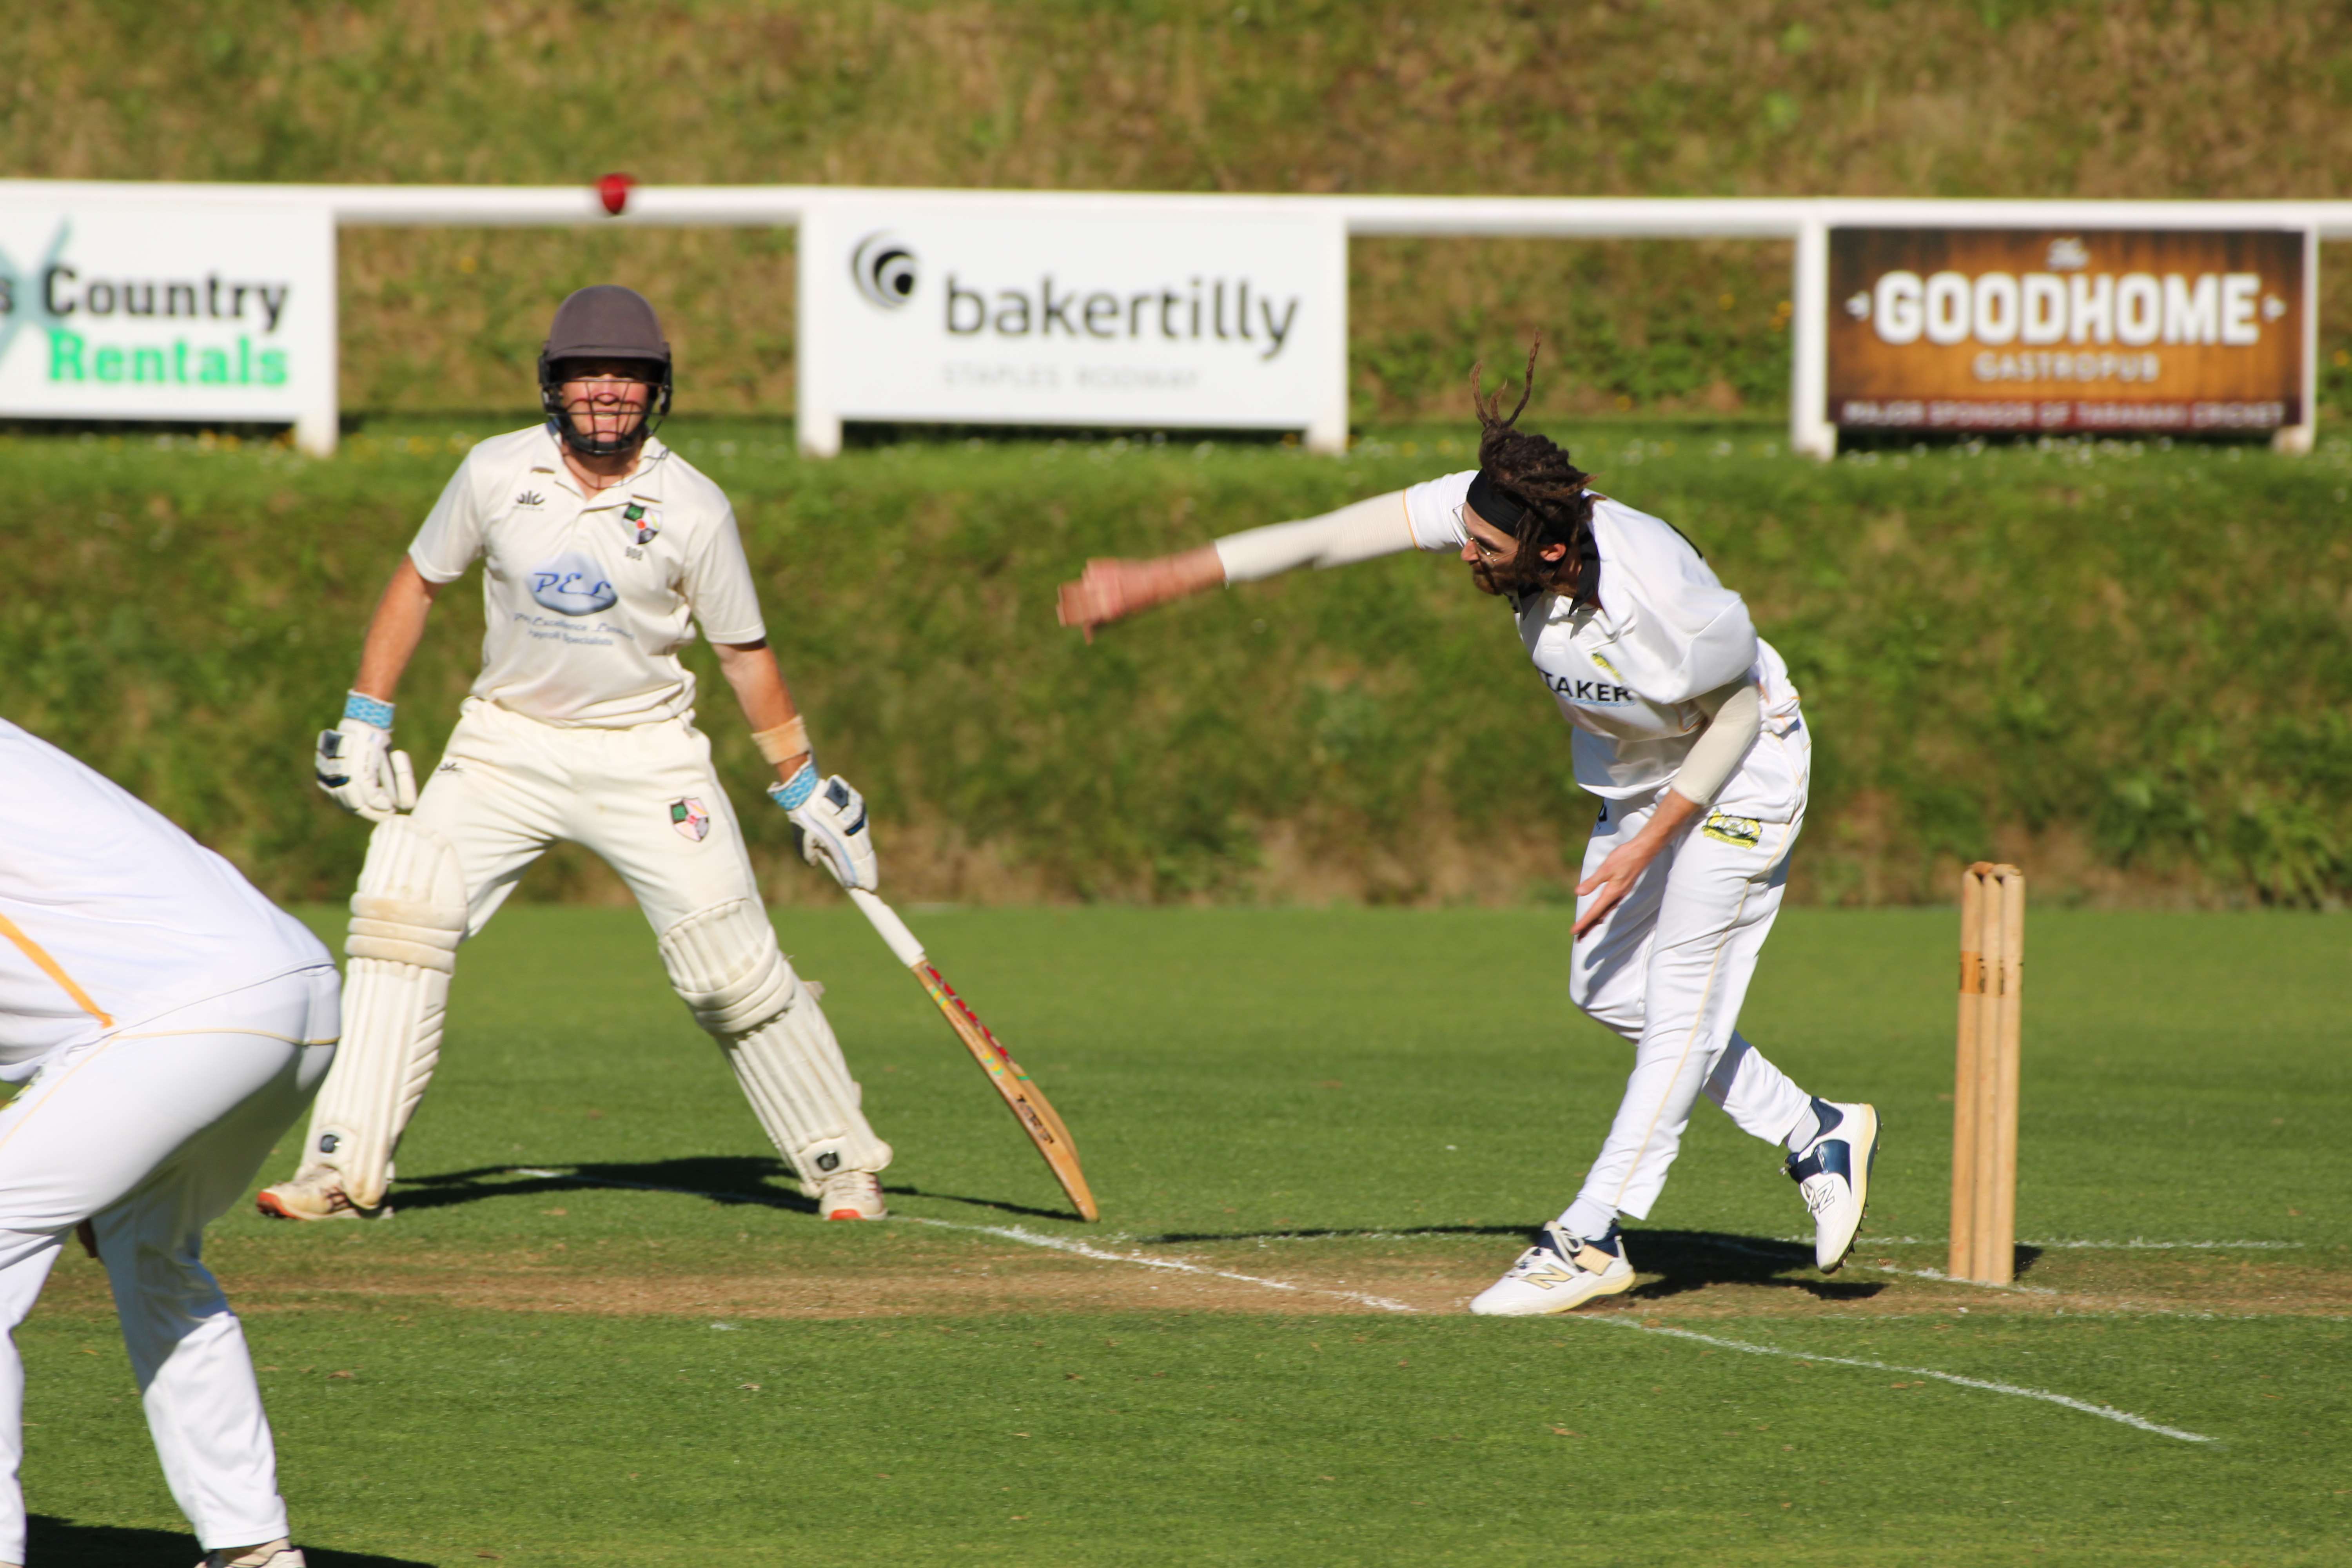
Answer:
[
  {"left": 0, "top": 196, "right": 337, "bottom": 452},
  {"left": 1827, "top": 227, "right": 2312, "bottom": 439},
  {"left": 795, "top": 193, "right": 1348, "bottom": 455}
]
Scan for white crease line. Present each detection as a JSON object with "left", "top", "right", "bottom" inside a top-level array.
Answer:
[
  {"left": 1586, "top": 1318, "right": 2214, "bottom": 1444},
  {"left": 900, "top": 1216, "right": 1419, "bottom": 1314},
  {"left": 502, "top": 1166, "right": 2212, "bottom": 1441}
]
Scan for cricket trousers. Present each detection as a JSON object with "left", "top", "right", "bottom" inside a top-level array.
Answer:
[
  {"left": 0, "top": 966, "right": 339, "bottom": 1562},
  {"left": 417, "top": 697, "right": 774, "bottom": 941},
  {"left": 1563, "top": 788, "right": 1813, "bottom": 1226}
]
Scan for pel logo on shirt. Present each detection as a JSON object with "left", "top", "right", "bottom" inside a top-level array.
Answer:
[
  {"left": 514, "top": 490, "right": 547, "bottom": 509},
  {"left": 528, "top": 551, "right": 619, "bottom": 615},
  {"left": 1544, "top": 673, "right": 1634, "bottom": 705}
]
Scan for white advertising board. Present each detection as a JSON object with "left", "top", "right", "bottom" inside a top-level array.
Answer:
[
  {"left": 0, "top": 198, "right": 336, "bottom": 452},
  {"left": 797, "top": 194, "right": 1347, "bottom": 454}
]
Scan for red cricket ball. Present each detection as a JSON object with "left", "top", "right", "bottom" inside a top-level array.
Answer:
[{"left": 597, "top": 172, "right": 637, "bottom": 216}]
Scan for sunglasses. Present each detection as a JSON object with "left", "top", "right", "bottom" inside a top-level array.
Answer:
[{"left": 1453, "top": 504, "right": 1511, "bottom": 560}]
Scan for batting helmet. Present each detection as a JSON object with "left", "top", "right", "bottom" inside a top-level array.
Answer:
[{"left": 537, "top": 285, "right": 674, "bottom": 459}]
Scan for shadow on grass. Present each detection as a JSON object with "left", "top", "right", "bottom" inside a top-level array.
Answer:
[
  {"left": 26, "top": 1517, "right": 432, "bottom": 1567},
  {"left": 393, "top": 1158, "right": 1087, "bottom": 1224},
  {"left": 1134, "top": 1226, "right": 1887, "bottom": 1304}
]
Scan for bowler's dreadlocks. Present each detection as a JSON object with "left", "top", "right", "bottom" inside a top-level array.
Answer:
[{"left": 1468, "top": 339, "right": 1600, "bottom": 604}]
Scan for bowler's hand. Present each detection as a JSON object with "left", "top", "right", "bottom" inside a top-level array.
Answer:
[
  {"left": 1573, "top": 837, "right": 1662, "bottom": 937},
  {"left": 1055, "top": 548, "right": 1225, "bottom": 643},
  {"left": 1055, "top": 559, "right": 1146, "bottom": 643}
]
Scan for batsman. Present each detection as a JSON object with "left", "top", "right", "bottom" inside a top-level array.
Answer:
[
  {"left": 1058, "top": 347, "right": 1881, "bottom": 1315},
  {"left": 263, "top": 285, "right": 895, "bottom": 1224}
]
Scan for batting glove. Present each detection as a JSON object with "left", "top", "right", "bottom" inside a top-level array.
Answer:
[
  {"left": 315, "top": 692, "right": 417, "bottom": 823},
  {"left": 773, "top": 766, "right": 878, "bottom": 891}
]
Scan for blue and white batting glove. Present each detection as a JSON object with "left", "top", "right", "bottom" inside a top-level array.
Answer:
[
  {"left": 772, "top": 766, "right": 878, "bottom": 891},
  {"left": 315, "top": 692, "right": 417, "bottom": 823}
]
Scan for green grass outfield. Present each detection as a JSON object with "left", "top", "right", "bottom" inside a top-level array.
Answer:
[{"left": 18, "top": 905, "right": 2348, "bottom": 1565}]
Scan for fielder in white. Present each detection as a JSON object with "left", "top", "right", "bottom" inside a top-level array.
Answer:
[
  {"left": 0, "top": 719, "right": 336, "bottom": 1568},
  {"left": 1057, "top": 351, "right": 1881, "bottom": 1315},
  {"left": 262, "top": 285, "right": 894, "bottom": 1225}
]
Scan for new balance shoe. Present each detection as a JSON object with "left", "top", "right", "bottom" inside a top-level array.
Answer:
[
  {"left": 1469, "top": 1221, "right": 1635, "bottom": 1316},
  {"left": 255, "top": 1167, "right": 387, "bottom": 1222},
  {"left": 810, "top": 1169, "right": 887, "bottom": 1221},
  {"left": 1786, "top": 1098, "right": 1879, "bottom": 1273}
]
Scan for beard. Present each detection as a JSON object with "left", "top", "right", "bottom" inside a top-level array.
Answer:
[{"left": 1467, "top": 553, "right": 1572, "bottom": 600}]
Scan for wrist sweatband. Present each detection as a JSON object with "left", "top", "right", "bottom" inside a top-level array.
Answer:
[
  {"left": 751, "top": 717, "right": 810, "bottom": 766},
  {"left": 769, "top": 760, "right": 819, "bottom": 811},
  {"left": 344, "top": 691, "right": 395, "bottom": 730}
]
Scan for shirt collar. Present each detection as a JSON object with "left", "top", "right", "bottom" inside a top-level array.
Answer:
[{"left": 538, "top": 425, "right": 669, "bottom": 505}]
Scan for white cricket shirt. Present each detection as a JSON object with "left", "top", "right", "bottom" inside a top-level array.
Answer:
[
  {"left": 1405, "top": 471, "right": 1808, "bottom": 819},
  {"left": 0, "top": 720, "right": 333, "bottom": 1078},
  {"left": 409, "top": 426, "right": 768, "bottom": 728}
]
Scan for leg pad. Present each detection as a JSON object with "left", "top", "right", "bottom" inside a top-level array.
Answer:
[
  {"left": 658, "top": 902, "right": 890, "bottom": 1185},
  {"left": 303, "top": 820, "right": 466, "bottom": 1209}
]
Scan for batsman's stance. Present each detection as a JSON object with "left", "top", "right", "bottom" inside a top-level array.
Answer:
[
  {"left": 263, "top": 285, "right": 895, "bottom": 1223},
  {"left": 1058, "top": 348, "right": 1880, "bottom": 1315}
]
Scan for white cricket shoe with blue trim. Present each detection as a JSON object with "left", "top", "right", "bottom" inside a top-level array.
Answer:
[
  {"left": 1787, "top": 1098, "right": 1880, "bottom": 1273},
  {"left": 1469, "top": 1221, "right": 1635, "bottom": 1316}
]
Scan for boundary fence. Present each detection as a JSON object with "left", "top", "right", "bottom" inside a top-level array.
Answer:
[{"left": 5, "top": 180, "right": 2348, "bottom": 457}]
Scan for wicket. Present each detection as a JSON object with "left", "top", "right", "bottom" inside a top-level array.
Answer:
[{"left": 1950, "top": 862, "right": 2024, "bottom": 1284}]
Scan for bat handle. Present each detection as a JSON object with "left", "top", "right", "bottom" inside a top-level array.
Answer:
[{"left": 848, "top": 888, "right": 927, "bottom": 969}]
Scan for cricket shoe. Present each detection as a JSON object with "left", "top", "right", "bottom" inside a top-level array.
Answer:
[
  {"left": 195, "top": 1540, "right": 305, "bottom": 1568},
  {"left": 1787, "top": 1098, "right": 1880, "bottom": 1273},
  {"left": 255, "top": 1167, "right": 388, "bottom": 1223},
  {"left": 809, "top": 1169, "right": 887, "bottom": 1221},
  {"left": 1469, "top": 1221, "right": 1635, "bottom": 1316}
]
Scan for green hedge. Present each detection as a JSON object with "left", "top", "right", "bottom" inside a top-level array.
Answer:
[{"left": 9, "top": 419, "right": 2348, "bottom": 907}]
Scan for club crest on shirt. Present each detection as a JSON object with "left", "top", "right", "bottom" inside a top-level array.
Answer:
[
  {"left": 514, "top": 489, "right": 547, "bottom": 510},
  {"left": 622, "top": 501, "right": 661, "bottom": 545},
  {"left": 669, "top": 797, "right": 712, "bottom": 842}
]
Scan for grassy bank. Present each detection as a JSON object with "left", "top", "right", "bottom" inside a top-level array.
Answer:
[
  {"left": 7, "top": 1, "right": 2352, "bottom": 420},
  {"left": 7, "top": 419, "right": 2347, "bottom": 906}
]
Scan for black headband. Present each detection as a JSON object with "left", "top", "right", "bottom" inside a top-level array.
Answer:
[{"left": 1465, "top": 469, "right": 1532, "bottom": 534}]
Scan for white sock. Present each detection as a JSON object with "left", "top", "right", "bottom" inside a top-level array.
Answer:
[
  {"left": 1784, "top": 1103, "right": 1822, "bottom": 1153},
  {"left": 1558, "top": 1197, "right": 1618, "bottom": 1242}
]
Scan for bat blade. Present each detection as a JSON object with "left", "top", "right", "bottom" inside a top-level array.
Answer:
[{"left": 911, "top": 961, "right": 1100, "bottom": 1223}]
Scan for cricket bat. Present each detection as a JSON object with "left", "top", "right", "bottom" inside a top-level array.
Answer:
[{"left": 846, "top": 889, "right": 1099, "bottom": 1222}]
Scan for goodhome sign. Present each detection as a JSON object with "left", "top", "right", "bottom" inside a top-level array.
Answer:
[
  {"left": 796, "top": 193, "right": 1348, "bottom": 455},
  {"left": 1828, "top": 227, "right": 2311, "bottom": 440},
  {"left": 0, "top": 197, "right": 336, "bottom": 452}
]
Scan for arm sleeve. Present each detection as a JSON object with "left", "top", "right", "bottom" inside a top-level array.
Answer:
[
  {"left": 407, "top": 457, "right": 487, "bottom": 584},
  {"left": 1669, "top": 680, "right": 1762, "bottom": 807},
  {"left": 1212, "top": 491, "right": 1417, "bottom": 583},
  {"left": 683, "top": 506, "right": 768, "bottom": 645}
]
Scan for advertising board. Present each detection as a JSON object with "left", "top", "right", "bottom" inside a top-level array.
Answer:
[
  {"left": 0, "top": 196, "right": 337, "bottom": 452},
  {"left": 1826, "top": 226, "right": 2311, "bottom": 442},
  {"left": 796, "top": 194, "right": 1348, "bottom": 454}
]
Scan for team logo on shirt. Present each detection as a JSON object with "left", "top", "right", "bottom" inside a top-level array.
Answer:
[
  {"left": 669, "top": 797, "right": 712, "bottom": 842},
  {"left": 1700, "top": 811, "right": 1762, "bottom": 848},
  {"left": 514, "top": 490, "right": 547, "bottom": 509},
  {"left": 527, "top": 551, "right": 619, "bottom": 615},
  {"left": 622, "top": 501, "right": 661, "bottom": 545}
]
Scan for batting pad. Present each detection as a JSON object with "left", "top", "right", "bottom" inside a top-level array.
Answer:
[
  {"left": 659, "top": 901, "right": 892, "bottom": 1183},
  {"left": 305, "top": 818, "right": 467, "bottom": 1209}
]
